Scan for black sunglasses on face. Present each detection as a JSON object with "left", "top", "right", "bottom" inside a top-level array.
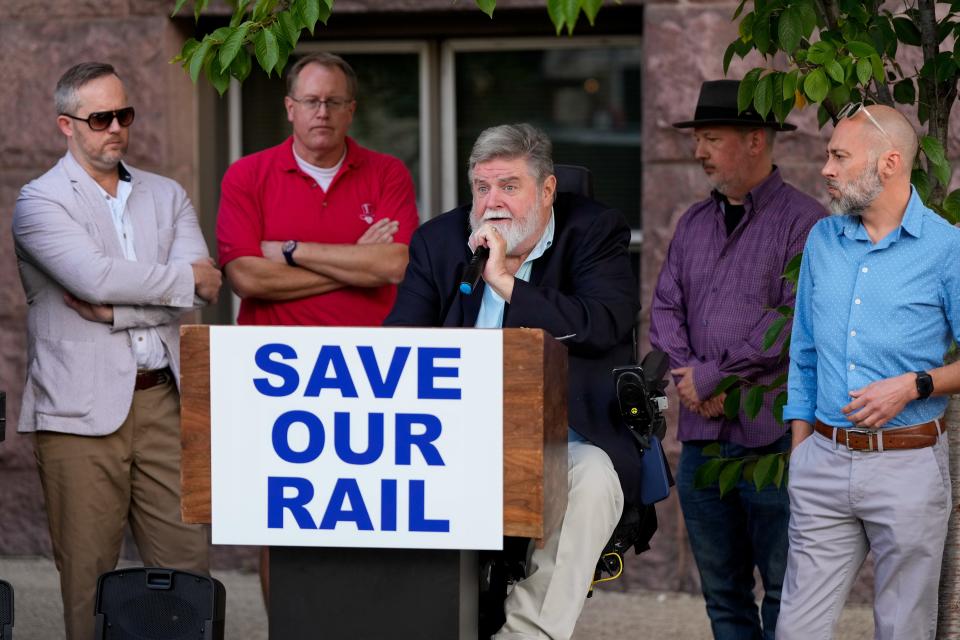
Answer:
[{"left": 61, "top": 107, "right": 135, "bottom": 131}]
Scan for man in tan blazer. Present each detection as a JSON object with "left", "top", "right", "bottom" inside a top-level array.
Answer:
[{"left": 12, "top": 62, "right": 222, "bottom": 640}]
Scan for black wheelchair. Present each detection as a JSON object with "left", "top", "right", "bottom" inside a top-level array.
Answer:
[{"left": 478, "top": 351, "right": 672, "bottom": 637}]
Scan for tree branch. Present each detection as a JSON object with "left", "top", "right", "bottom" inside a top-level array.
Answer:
[{"left": 813, "top": 0, "right": 839, "bottom": 31}]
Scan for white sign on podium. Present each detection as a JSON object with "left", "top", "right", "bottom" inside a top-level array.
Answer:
[{"left": 208, "top": 326, "right": 503, "bottom": 550}]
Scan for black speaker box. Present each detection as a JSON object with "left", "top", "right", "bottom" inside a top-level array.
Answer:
[
  {"left": 0, "top": 579, "right": 13, "bottom": 640},
  {"left": 94, "top": 568, "right": 224, "bottom": 640}
]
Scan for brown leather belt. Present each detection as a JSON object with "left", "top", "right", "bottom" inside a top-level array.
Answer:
[
  {"left": 814, "top": 419, "right": 942, "bottom": 451},
  {"left": 135, "top": 367, "right": 173, "bottom": 391}
]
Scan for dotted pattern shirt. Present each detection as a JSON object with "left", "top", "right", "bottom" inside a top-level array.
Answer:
[{"left": 784, "top": 188, "right": 960, "bottom": 427}]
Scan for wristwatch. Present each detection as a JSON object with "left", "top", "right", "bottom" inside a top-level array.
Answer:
[
  {"left": 914, "top": 371, "right": 934, "bottom": 400},
  {"left": 281, "top": 240, "right": 298, "bottom": 267}
]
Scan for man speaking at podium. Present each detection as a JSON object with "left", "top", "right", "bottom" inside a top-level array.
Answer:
[{"left": 385, "top": 123, "right": 641, "bottom": 639}]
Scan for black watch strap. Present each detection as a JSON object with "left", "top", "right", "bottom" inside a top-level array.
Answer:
[
  {"left": 282, "top": 240, "right": 298, "bottom": 267},
  {"left": 915, "top": 371, "right": 934, "bottom": 400}
]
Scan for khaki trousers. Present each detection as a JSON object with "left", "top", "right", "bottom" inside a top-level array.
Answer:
[
  {"left": 777, "top": 430, "right": 950, "bottom": 640},
  {"left": 494, "top": 440, "right": 624, "bottom": 640},
  {"left": 35, "top": 380, "right": 209, "bottom": 640}
]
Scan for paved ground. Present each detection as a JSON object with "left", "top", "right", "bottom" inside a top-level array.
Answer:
[{"left": 0, "top": 555, "right": 873, "bottom": 639}]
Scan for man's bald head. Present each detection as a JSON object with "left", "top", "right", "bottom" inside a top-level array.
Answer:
[{"left": 859, "top": 105, "right": 918, "bottom": 177}]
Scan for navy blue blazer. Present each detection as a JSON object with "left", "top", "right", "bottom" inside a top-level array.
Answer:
[{"left": 385, "top": 192, "right": 645, "bottom": 505}]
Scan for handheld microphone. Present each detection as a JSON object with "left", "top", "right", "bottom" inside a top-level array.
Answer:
[{"left": 459, "top": 246, "right": 489, "bottom": 295}]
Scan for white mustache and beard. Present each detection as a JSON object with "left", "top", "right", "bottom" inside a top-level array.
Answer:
[
  {"left": 826, "top": 157, "right": 884, "bottom": 216},
  {"left": 469, "top": 204, "right": 540, "bottom": 255}
]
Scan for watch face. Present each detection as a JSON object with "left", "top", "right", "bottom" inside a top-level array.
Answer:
[
  {"left": 917, "top": 372, "right": 934, "bottom": 398},
  {"left": 282, "top": 240, "right": 296, "bottom": 253}
]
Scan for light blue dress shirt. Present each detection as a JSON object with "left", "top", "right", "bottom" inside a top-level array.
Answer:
[
  {"left": 784, "top": 188, "right": 960, "bottom": 428},
  {"left": 473, "top": 212, "right": 584, "bottom": 442}
]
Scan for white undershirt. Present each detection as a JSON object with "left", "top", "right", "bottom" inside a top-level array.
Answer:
[
  {"left": 293, "top": 147, "right": 346, "bottom": 191},
  {"left": 94, "top": 178, "right": 169, "bottom": 370}
]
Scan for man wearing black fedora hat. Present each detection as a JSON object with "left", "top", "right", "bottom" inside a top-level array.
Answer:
[{"left": 650, "top": 79, "right": 826, "bottom": 640}]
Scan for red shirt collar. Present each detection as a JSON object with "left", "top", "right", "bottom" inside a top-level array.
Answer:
[{"left": 278, "top": 135, "right": 363, "bottom": 174}]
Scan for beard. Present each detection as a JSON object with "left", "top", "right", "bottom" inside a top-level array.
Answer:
[
  {"left": 827, "top": 160, "right": 883, "bottom": 216},
  {"left": 469, "top": 202, "right": 541, "bottom": 255}
]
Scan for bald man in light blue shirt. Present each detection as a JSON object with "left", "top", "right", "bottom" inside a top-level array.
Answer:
[{"left": 778, "top": 104, "right": 960, "bottom": 640}]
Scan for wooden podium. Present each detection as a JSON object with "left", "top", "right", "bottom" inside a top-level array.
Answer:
[{"left": 179, "top": 325, "right": 568, "bottom": 639}]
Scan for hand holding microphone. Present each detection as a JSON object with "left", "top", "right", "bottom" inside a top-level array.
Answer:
[
  {"left": 460, "top": 223, "right": 515, "bottom": 301},
  {"left": 459, "top": 246, "right": 489, "bottom": 294}
]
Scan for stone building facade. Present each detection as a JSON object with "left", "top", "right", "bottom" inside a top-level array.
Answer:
[{"left": 4, "top": 0, "right": 951, "bottom": 597}]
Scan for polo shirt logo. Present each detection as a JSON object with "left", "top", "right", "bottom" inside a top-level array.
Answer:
[{"left": 360, "top": 203, "right": 375, "bottom": 224}]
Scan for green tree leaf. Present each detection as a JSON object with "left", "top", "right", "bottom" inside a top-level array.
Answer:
[
  {"left": 723, "top": 41, "right": 739, "bottom": 75},
  {"left": 744, "top": 385, "right": 765, "bottom": 419},
  {"left": 783, "top": 69, "right": 799, "bottom": 99},
  {"left": 892, "top": 16, "right": 922, "bottom": 46},
  {"left": 546, "top": 0, "right": 566, "bottom": 35},
  {"left": 796, "top": 0, "right": 818, "bottom": 36},
  {"left": 204, "top": 54, "right": 231, "bottom": 96},
  {"left": 724, "top": 386, "right": 742, "bottom": 420},
  {"left": 754, "top": 11, "right": 771, "bottom": 52},
  {"left": 273, "top": 25, "right": 292, "bottom": 75},
  {"left": 763, "top": 316, "right": 789, "bottom": 351},
  {"left": 846, "top": 40, "right": 877, "bottom": 57},
  {"left": 856, "top": 57, "right": 872, "bottom": 85},
  {"left": 251, "top": 0, "right": 275, "bottom": 23},
  {"left": 172, "top": 37, "right": 201, "bottom": 65},
  {"left": 738, "top": 68, "right": 763, "bottom": 112},
  {"left": 754, "top": 73, "right": 774, "bottom": 118},
  {"left": 694, "top": 458, "right": 726, "bottom": 489},
  {"left": 943, "top": 189, "right": 960, "bottom": 225},
  {"left": 773, "top": 390, "right": 788, "bottom": 424},
  {"left": 774, "top": 455, "right": 786, "bottom": 487},
  {"left": 219, "top": 23, "right": 250, "bottom": 70},
  {"left": 713, "top": 375, "right": 741, "bottom": 396},
  {"left": 582, "top": 0, "right": 603, "bottom": 25},
  {"left": 825, "top": 59, "right": 844, "bottom": 83},
  {"left": 475, "top": 0, "right": 496, "bottom": 18},
  {"left": 230, "top": 46, "right": 253, "bottom": 82},
  {"left": 921, "top": 136, "right": 951, "bottom": 187},
  {"left": 778, "top": 6, "right": 802, "bottom": 53},
  {"left": 254, "top": 27, "right": 279, "bottom": 74},
  {"left": 702, "top": 443, "right": 722, "bottom": 457},
  {"left": 912, "top": 169, "right": 931, "bottom": 202},
  {"left": 298, "top": 0, "right": 321, "bottom": 34},
  {"left": 893, "top": 78, "right": 916, "bottom": 104},
  {"left": 189, "top": 38, "right": 214, "bottom": 83},
  {"left": 718, "top": 460, "right": 744, "bottom": 498},
  {"left": 278, "top": 11, "right": 301, "bottom": 48},
  {"left": 807, "top": 40, "right": 836, "bottom": 64},
  {"left": 803, "top": 68, "right": 829, "bottom": 103},
  {"left": 754, "top": 453, "right": 781, "bottom": 490},
  {"left": 782, "top": 252, "right": 802, "bottom": 285}
]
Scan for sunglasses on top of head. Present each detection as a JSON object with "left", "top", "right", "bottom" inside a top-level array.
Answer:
[
  {"left": 835, "top": 102, "right": 889, "bottom": 139},
  {"left": 60, "top": 107, "right": 135, "bottom": 131}
]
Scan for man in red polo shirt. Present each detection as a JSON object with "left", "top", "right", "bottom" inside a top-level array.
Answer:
[
  {"left": 216, "top": 51, "right": 419, "bottom": 327},
  {"left": 215, "top": 51, "right": 419, "bottom": 604}
]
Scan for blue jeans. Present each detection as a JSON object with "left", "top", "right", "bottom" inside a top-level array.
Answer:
[{"left": 678, "top": 434, "right": 791, "bottom": 640}]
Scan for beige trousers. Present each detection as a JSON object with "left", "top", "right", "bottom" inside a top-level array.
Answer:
[
  {"left": 777, "top": 430, "right": 951, "bottom": 640},
  {"left": 494, "top": 440, "right": 624, "bottom": 640},
  {"left": 35, "top": 380, "right": 210, "bottom": 640}
]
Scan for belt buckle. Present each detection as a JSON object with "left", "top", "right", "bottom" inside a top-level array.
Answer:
[{"left": 844, "top": 427, "right": 875, "bottom": 451}]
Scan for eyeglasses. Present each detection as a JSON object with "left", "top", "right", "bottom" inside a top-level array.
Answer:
[
  {"left": 60, "top": 107, "right": 135, "bottom": 131},
  {"left": 836, "top": 102, "right": 889, "bottom": 139},
  {"left": 289, "top": 96, "right": 354, "bottom": 113}
]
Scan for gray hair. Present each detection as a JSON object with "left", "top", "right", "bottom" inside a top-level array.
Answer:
[
  {"left": 468, "top": 123, "right": 555, "bottom": 188},
  {"left": 286, "top": 52, "right": 358, "bottom": 99},
  {"left": 55, "top": 62, "right": 119, "bottom": 115}
]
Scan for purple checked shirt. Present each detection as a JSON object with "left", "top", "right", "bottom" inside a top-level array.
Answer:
[{"left": 649, "top": 168, "right": 827, "bottom": 447}]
